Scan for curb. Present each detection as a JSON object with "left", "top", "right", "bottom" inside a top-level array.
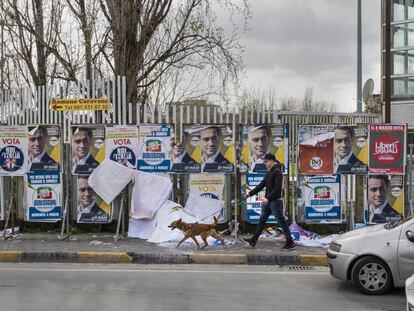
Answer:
[{"left": 0, "top": 251, "right": 328, "bottom": 266}]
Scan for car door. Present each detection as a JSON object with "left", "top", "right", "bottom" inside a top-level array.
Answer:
[{"left": 398, "top": 219, "right": 414, "bottom": 281}]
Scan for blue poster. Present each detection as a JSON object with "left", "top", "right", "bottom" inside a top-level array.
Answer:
[
  {"left": 246, "top": 173, "right": 276, "bottom": 224},
  {"left": 26, "top": 172, "right": 62, "bottom": 222},
  {"left": 304, "top": 175, "right": 341, "bottom": 222},
  {"left": 137, "top": 124, "right": 172, "bottom": 173}
]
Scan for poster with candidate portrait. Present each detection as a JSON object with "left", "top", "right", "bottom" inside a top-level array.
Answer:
[
  {"left": 242, "top": 124, "right": 288, "bottom": 175},
  {"left": 177, "top": 124, "right": 234, "bottom": 173},
  {"left": 334, "top": 125, "right": 368, "bottom": 174},
  {"left": 245, "top": 173, "right": 276, "bottom": 223},
  {"left": 298, "top": 125, "right": 335, "bottom": 175},
  {"left": 137, "top": 124, "right": 171, "bottom": 173},
  {"left": 303, "top": 175, "right": 341, "bottom": 223},
  {"left": 368, "top": 124, "right": 406, "bottom": 174},
  {"left": 76, "top": 175, "right": 111, "bottom": 223},
  {"left": 106, "top": 125, "right": 138, "bottom": 169},
  {"left": 28, "top": 125, "right": 61, "bottom": 172},
  {"left": 0, "top": 126, "right": 28, "bottom": 175},
  {"left": 71, "top": 125, "right": 105, "bottom": 175},
  {"left": 365, "top": 174, "right": 404, "bottom": 224},
  {"left": 26, "top": 172, "right": 62, "bottom": 222}
]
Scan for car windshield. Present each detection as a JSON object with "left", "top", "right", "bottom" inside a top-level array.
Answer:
[{"left": 384, "top": 216, "right": 413, "bottom": 230}]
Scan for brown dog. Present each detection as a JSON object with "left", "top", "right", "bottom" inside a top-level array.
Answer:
[{"left": 168, "top": 216, "right": 225, "bottom": 249}]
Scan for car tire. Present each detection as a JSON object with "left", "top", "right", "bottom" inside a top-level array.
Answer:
[{"left": 351, "top": 256, "right": 393, "bottom": 295}]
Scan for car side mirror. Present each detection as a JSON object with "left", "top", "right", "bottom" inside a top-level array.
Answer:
[{"left": 406, "top": 230, "right": 414, "bottom": 243}]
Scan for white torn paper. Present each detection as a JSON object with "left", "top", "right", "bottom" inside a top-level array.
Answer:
[
  {"left": 88, "top": 160, "right": 134, "bottom": 204},
  {"left": 130, "top": 171, "right": 172, "bottom": 219},
  {"left": 184, "top": 193, "right": 223, "bottom": 224}
]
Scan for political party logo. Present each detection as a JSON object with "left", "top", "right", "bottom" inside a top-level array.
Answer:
[
  {"left": 0, "top": 145, "right": 24, "bottom": 172},
  {"left": 32, "top": 186, "right": 58, "bottom": 212},
  {"left": 372, "top": 134, "right": 403, "bottom": 165},
  {"left": 310, "top": 157, "right": 323, "bottom": 170},
  {"left": 200, "top": 193, "right": 219, "bottom": 200},
  {"left": 110, "top": 147, "right": 136, "bottom": 167},
  {"left": 308, "top": 185, "right": 336, "bottom": 213},
  {"left": 141, "top": 139, "right": 166, "bottom": 165}
]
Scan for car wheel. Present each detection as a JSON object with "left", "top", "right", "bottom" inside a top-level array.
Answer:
[{"left": 351, "top": 256, "right": 393, "bottom": 295}]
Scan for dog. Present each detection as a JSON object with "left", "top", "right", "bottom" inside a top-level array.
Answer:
[{"left": 168, "top": 216, "right": 225, "bottom": 250}]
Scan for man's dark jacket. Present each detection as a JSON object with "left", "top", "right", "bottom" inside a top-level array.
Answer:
[{"left": 248, "top": 165, "right": 283, "bottom": 201}]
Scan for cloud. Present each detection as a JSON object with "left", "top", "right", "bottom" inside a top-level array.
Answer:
[{"left": 237, "top": 0, "right": 381, "bottom": 112}]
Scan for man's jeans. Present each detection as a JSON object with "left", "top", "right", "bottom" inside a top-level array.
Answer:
[{"left": 251, "top": 199, "right": 292, "bottom": 242}]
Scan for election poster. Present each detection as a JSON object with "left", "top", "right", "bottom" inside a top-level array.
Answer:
[
  {"left": 365, "top": 174, "right": 404, "bottom": 224},
  {"left": 106, "top": 125, "right": 138, "bottom": 169},
  {"left": 26, "top": 172, "right": 62, "bottom": 222},
  {"left": 76, "top": 175, "right": 111, "bottom": 223},
  {"left": 334, "top": 125, "right": 368, "bottom": 175},
  {"left": 189, "top": 174, "right": 225, "bottom": 200},
  {"left": 71, "top": 125, "right": 105, "bottom": 175},
  {"left": 299, "top": 125, "right": 335, "bottom": 175},
  {"left": 242, "top": 124, "right": 288, "bottom": 175},
  {"left": 245, "top": 173, "right": 276, "bottom": 223},
  {"left": 0, "top": 126, "right": 28, "bottom": 175},
  {"left": 176, "top": 124, "right": 234, "bottom": 173},
  {"left": 189, "top": 174, "right": 226, "bottom": 221},
  {"left": 28, "top": 125, "right": 61, "bottom": 172},
  {"left": 368, "top": 124, "right": 406, "bottom": 174},
  {"left": 137, "top": 124, "right": 172, "bottom": 173},
  {"left": 303, "top": 175, "right": 341, "bottom": 223}
]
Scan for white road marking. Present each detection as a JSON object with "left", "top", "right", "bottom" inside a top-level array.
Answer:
[{"left": 0, "top": 266, "right": 329, "bottom": 275}]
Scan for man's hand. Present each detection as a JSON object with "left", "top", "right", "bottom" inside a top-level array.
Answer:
[
  {"left": 244, "top": 193, "right": 250, "bottom": 200},
  {"left": 262, "top": 197, "right": 269, "bottom": 205}
]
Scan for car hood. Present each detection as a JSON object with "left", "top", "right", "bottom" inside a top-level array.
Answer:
[{"left": 333, "top": 224, "right": 402, "bottom": 255}]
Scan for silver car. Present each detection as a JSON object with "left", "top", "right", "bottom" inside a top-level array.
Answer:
[
  {"left": 327, "top": 217, "right": 414, "bottom": 295},
  {"left": 407, "top": 274, "right": 414, "bottom": 311}
]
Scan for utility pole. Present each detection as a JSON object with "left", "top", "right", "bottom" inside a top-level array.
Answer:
[{"left": 357, "top": 0, "right": 362, "bottom": 113}]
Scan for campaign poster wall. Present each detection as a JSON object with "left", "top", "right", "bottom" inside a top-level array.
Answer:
[
  {"left": 177, "top": 124, "right": 234, "bottom": 173},
  {"left": 28, "top": 125, "right": 61, "bottom": 172},
  {"left": 245, "top": 173, "right": 276, "bottom": 223},
  {"left": 26, "top": 172, "right": 62, "bottom": 222},
  {"left": 365, "top": 174, "right": 404, "bottom": 224},
  {"left": 334, "top": 125, "right": 368, "bottom": 174},
  {"left": 106, "top": 125, "right": 138, "bottom": 169},
  {"left": 242, "top": 124, "right": 288, "bottom": 175},
  {"left": 71, "top": 126, "right": 105, "bottom": 175},
  {"left": 298, "top": 125, "right": 334, "bottom": 175},
  {"left": 0, "top": 126, "right": 28, "bottom": 175},
  {"left": 369, "top": 124, "right": 406, "bottom": 174},
  {"left": 137, "top": 124, "right": 171, "bottom": 173},
  {"left": 76, "top": 175, "right": 111, "bottom": 223},
  {"left": 303, "top": 175, "right": 341, "bottom": 223}
]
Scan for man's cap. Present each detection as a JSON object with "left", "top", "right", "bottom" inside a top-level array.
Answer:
[{"left": 263, "top": 153, "right": 276, "bottom": 161}]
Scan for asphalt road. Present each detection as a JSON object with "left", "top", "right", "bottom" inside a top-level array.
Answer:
[{"left": 0, "top": 263, "right": 405, "bottom": 311}]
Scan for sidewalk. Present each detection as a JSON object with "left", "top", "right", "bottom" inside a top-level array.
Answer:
[{"left": 0, "top": 233, "right": 328, "bottom": 266}]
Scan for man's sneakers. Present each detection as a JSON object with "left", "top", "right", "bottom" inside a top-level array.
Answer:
[
  {"left": 241, "top": 237, "right": 256, "bottom": 248},
  {"left": 280, "top": 240, "right": 295, "bottom": 251}
]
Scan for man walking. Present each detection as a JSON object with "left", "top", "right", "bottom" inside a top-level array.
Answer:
[{"left": 242, "top": 153, "right": 295, "bottom": 250}]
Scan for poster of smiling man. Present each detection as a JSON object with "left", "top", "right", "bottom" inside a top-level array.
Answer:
[
  {"left": 242, "top": 124, "right": 288, "bottom": 174},
  {"left": 71, "top": 126, "right": 105, "bottom": 175},
  {"left": 137, "top": 124, "right": 172, "bottom": 173},
  {"left": 28, "top": 125, "right": 61, "bottom": 172},
  {"left": 180, "top": 125, "right": 235, "bottom": 173},
  {"left": 334, "top": 125, "right": 368, "bottom": 174},
  {"left": 106, "top": 125, "right": 138, "bottom": 169},
  {"left": 365, "top": 174, "right": 403, "bottom": 224},
  {"left": 0, "top": 126, "right": 28, "bottom": 175}
]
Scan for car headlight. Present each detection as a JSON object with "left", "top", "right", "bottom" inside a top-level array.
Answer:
[{"left": 329, "top": 242, "right": 342, "bottom": 252}]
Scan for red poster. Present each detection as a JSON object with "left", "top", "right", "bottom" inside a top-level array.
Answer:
[
  {"left": 368, "top": 124, "right": 405, "bottom": 174},
  {"left": 298, "top": 125, "right": 334, "bottom": 175}
]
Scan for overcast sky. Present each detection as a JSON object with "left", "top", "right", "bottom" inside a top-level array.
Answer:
[{"left": 239, "top": 0, "right": 381, "bottom": 112}]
